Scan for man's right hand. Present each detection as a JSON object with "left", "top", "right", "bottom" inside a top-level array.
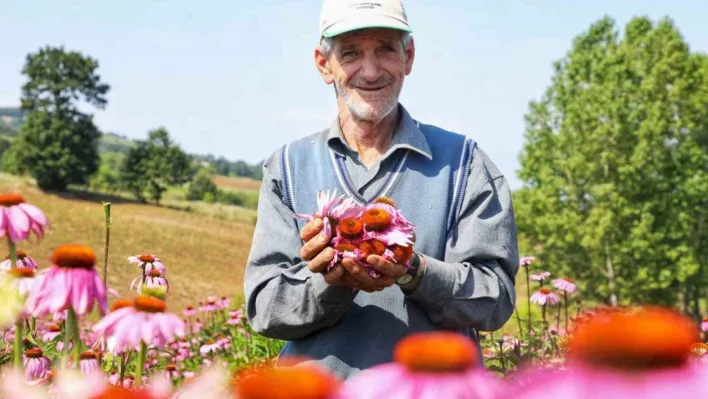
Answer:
[{"left": 299, "top": 218, "right": 360, "bottom": 290}]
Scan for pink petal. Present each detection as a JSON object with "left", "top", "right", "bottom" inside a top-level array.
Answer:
[
  {"left": 17, "top": 203, "right": 47, "bottom": 227},
  {"left": 6, "top": 205, "right": 30, "bottom": 242},
  {"left": 0, "top": 209, "right": 6, "bottom": 238}
]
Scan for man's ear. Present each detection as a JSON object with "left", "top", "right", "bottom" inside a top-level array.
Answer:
[
  {"left": 314, "top": 46, "right": 335, "bottom": 85},
  {"left": 404, "top": 37, "right": 415, "bottom": 76}
]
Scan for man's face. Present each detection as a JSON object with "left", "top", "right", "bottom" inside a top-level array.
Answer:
[{"left": 316, "top": 28, "right": 415, "bottom": 121}]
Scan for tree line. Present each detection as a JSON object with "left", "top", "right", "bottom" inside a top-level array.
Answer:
[
  {"left": 513, "top": 15, "right": 707, "bottom": 321},
  {"left": 0, "top": 45, "right": 261, "bottom": 207}
]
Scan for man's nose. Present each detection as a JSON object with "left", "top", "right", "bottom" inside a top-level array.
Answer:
[{"left": 359, "top": 53, "right": 383, "bottom": 82}]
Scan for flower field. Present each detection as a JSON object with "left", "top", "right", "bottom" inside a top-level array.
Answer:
[{"left": 1, "top": 190, "right": 708, "bottom": 399}]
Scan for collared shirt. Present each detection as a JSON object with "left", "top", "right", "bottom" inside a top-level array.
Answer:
[
  {"left": 322, "top": 105, "right": 433, "bottom": 196},
  {"left": 243, "top": 103, "right": 520, "bottom": 379}
]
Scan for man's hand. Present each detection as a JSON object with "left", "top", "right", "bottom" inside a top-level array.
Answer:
[
  {"left": 299, "top": 218, "right": 335, "bottom": 274},
  {"left": 340, "top": 255, "right": 408, "bottom": 293},
  {"left": 299, "top": 218, "right": 361, "bottom": 290}
]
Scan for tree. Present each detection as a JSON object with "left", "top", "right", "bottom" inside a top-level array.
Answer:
[
  {"left": 6, "top": 46, "right": 109, "bottom": 191},
  {"left": 120, "top": 127, "right": 192, "bottom": 204},
  {"left": 515, "top": 16, "right": 708, "bottom": 310},
  {"left": 186, "top": 167, "right": 218, "bottom": 201}
]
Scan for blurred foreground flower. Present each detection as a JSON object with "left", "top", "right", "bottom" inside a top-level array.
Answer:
[
  {"left": 235, "top": 361, "right": 340, "bottom": 399},
  {"left": 0, "top": 276, "right": 23, "bottom": 328},
  {"left": 0, "top": 194, "right": 49, "bottom": 243},
  {"left": 335, "top": 332, "right": 501, "bottom": 399},
  {"left": 503, "top": 306, "right": 708, "bottom": 398}
]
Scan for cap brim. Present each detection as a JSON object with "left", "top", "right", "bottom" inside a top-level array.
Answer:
[{"left": 322, "top": 15, "right": 412, "bottom": 38}]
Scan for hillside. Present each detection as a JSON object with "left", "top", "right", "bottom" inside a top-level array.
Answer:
[
  {"left": 0, "top": 173, "right": 256, "bottom": 313},
  {"left": 0, "top": 107, "right": 263, "bottom": 181}
]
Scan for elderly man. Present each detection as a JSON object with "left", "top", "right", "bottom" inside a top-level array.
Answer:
[{"left": 243, "top": 0, "right": 519, "bottom": 380}]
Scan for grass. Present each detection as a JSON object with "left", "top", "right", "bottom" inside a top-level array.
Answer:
[
  {"left": 212, "top": 175, "right": 261, "bottom": 192},
  {"left": 0, "top": 173, "right": 256, "bottom": 314}
]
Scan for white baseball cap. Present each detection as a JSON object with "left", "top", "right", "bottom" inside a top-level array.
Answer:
[{"left": 319, "top": 0, "right": 413, "bottom": 38}]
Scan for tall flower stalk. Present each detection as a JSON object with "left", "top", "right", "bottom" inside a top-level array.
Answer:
[
  {"left": 8, "top": 238, "right": 22, "bottom": 368},
  {"left": 102, "top": 202, "right": 111, "bottom": 286}
]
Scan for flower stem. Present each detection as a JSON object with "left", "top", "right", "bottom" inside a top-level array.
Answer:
[
  {"left": 13, "top": 319, "right": 23, "bottom": 369},
  {"left": 135, "top": 342, "right": 147, "bottom": 387},
  {"left": 102, "top": 202, "right": 111, "bottom": 287},
  {"left": 524, "top": 267, "right": 531, "bottom": 334},
  {"left": 564, "top": 293, "right": 569, "bottom": 332},
  {"left": 68, "top": 307, "right": 81, "bottom": 368},
  {"left": 7, "top": 239, "right": 23, "bottom": 369},
  {"left": 62, "top": 318, "right": 72, "bottom": 363}
]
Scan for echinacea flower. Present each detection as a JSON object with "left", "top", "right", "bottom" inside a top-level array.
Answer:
[
  {"left": 235, "top": 361, "right": 341, "bottom": 399},
  {"left": 200, "top": 340, "right": 220, "bottom": 356},
  {"left": 0, "top": 194, "right": 49, "bottom": 243},
  {"left": 91, "top": 295, "right": 185, "bottom": 353},
  {"left": 183, "top": 306, "right": 196, "bottom": 317},
  {"left": 530, "top": 271, "right": 551, "bottom": 281},
  {"left": 520, "top": 256, "right": 536, "bottom": 267},
  {"left": 701, "top": 317, "right": 708, "bottom": 332},
  {"left": 128, "top": 255, "right": 165, "bottom": 276},
  {"left": 334, "top": 331, "right": 502, "bottom": 399},
  {"left": 200, "top": 296, "right": 218, "bottom": 313},
  {"left": 502, "top": 306, "right": 707, "bottom": 399},
  {"left": 295, "top": 189, "right": 361, "bottom": 239},
  {"left": 0, "top": 250, "right": 39, "bottom": 271},
  {"left": 552, "top": 277, "right": 577, "bottom": 293},
  {"left": 26, "top": 243, "right": 108, "bottom": 317},
  {"left": 530, "top": 288, "right": 559, "bottom": 306},
  {"left": 131, "top": 267, "right": 169, "bottom": 294},
  {"left": 359, "top": 200, "right": 415, "bottom": 248},
  {"left": 23, "top": 348, "right": 51, "bottom": 380},
  {"left": 42, "top": 324, "right": 62, "bottom": 342},
  {"left": 79, "top": 351, "right": 100, "bottom": 375}
]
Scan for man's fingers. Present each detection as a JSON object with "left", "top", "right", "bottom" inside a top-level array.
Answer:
[
  {"left": 367, "top": 255, "right": 407, "bottom": 278},
  {"left": 300, "top": 230, "right": 330, "bottom": 261},
  {"left": 307, "top": 247, "right": 335, "bottom": 273},
  {"left": 300, "top": 218, "right": 324, "bottom": 242},
  {"left": 323, "top": 263, "right": 345, "bottom": 285}
]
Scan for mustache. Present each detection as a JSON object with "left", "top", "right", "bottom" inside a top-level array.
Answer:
[{"left": 348, "top": 75, "right": 393, "bottom": 89}]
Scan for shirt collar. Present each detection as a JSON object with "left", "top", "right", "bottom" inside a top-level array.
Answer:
[{"left": 324, "top": 104, "right": 433, "bottom": 161}]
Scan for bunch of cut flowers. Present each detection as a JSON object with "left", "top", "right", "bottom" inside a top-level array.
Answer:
[{"left": 296, "top": 190, "right": 416, "bottom": 277}]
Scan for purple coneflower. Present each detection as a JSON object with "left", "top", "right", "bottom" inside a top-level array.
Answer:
[
  {"left": 200, "top": 296, "right": 218, "bottom": 313},
  {"left": 23, "top": 348, "right": 51, "bottom": 380},
  {"left": 359, "top": 200, "right": 415, "bottom": 247},
  {"left": 553, "top": 277, "right": 577, "bottom": 293},
  {"left": 129, "top": 254, "right": 165, "bottom": 275},
  {"left": 79, "top": 350, "right": 100, "bottom": 375},
  {"left": 701, "top": 317, "right": 708, "bottom": 332},
  {"left": 334, "top": 332, "right": 503, "bottom": 399},
  {"left": 131, "top": 267, "right": 169, "bottom": 294},
  {"left": 26, "top": 243, "right": 108, "bottom": 317},
  {"left": 200, "top": 340, "right": 220, "bottom": 356},
  {"left": 520, "top": 256, "right": 536, "bottom": 266},
  {"left": 92, "top": 295, "right": 185, "bottom": 352},
  {"left": 504, "top": 306, "right": 707, "bottom": 399},
  {"left": 0, "top": 194, "right": 49, "bottom": 243},
  {"left": 183, "top": 305, "right": 196, "bottom": 317},
  {"left": 42, "top": 323, "right": 62, "bottom": 342},
  {"left": 0, "top": 250, "right": 39, "bottom": 271},
  {"left": 530, "top": 288, "right": 560, "bottom": 306},
  {"left": 530, "top": 271, "right": 551, "bottom": 281},
  {"left": 294, "top": 189, "right": 361, "bottom": 239}
]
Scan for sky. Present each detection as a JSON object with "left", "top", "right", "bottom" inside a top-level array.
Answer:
[{"left": 1, "top": 0, "right": 706, "bottom": 190}]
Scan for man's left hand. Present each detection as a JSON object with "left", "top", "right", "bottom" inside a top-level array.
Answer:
[{"left": 340, "top": 255, "right": 408, "bottom": 293}]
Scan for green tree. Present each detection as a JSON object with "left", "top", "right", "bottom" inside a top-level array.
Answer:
[
  {"left": 186, "top": 167, "right": 218, "bottom": 201},
  {"left": 5, "top": 46, "right": 109, "bottom": 191},
  {"left": 515, "top": 16, "right": 708, "bottom": 310},
  {"left": 120, "top": 127, "right": 192, "bottom": 204}
]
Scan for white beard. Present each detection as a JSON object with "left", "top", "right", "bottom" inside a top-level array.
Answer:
[{"left": 335, "top": 79, "right": 401, "bottom": 121}]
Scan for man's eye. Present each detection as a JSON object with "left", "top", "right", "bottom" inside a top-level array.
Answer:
[{"left": 342, "top": 51, "right": 357, "bottom": 57}]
